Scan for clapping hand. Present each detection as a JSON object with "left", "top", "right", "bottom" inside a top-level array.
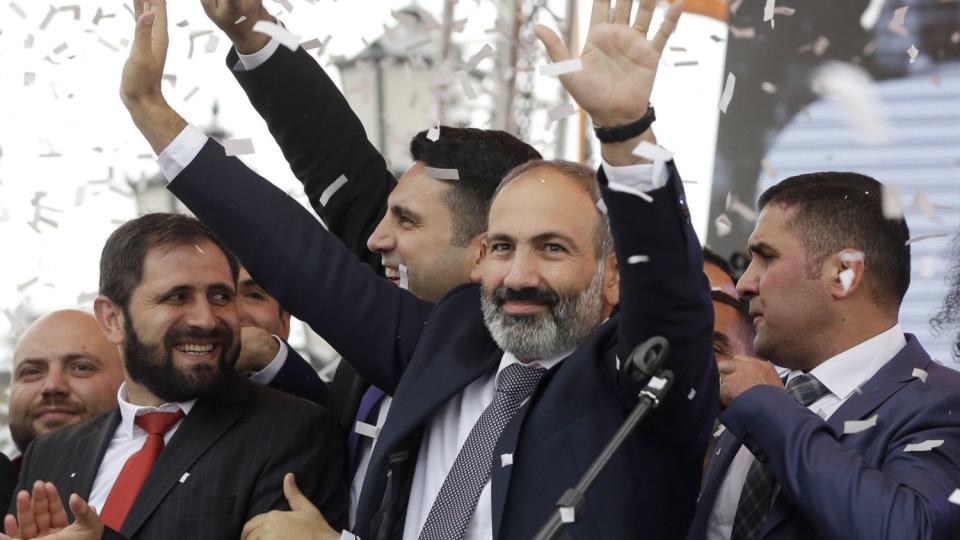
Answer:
[{"left": 1, "top": 482, "right": 103, "bottom": 540}]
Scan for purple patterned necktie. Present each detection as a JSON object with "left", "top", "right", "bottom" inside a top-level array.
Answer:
[{"left": 417, "top": 363, "right": 548, "bottom": 540}]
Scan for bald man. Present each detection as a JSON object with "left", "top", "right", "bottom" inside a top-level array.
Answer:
[{"left": 9, "top": 310, "right": 124, "bottom": 458}]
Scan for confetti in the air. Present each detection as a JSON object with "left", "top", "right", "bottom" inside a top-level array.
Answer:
[
  {"left": 888, "top": 6, "right": 909, "bottom": 37},
  {"left": 839, "top": 268, "right": 855, "bottom": 294},
  {"left": 235, "top": 15, "right": 246, "bottom": 24},
  {"left": 729, "top": 26, "right": 755, "bottom": 39},
  {"left": 839, "top": 250, "right": 865, "bottom": 264},
  {"left": 319, "top": 174, "right": 349, "bottom": 207},
  {"left": 907, "top": 45, "right": 919, "bottom": 64},
  {"left": 843, "top": 414, "right": 877, "bottom": 435},
  {"left": 904, "top": 439, "right": 943, "bottom": 452},
  {"left": 399, "top": 264, "right": 409, "bottom": 290},
  {"left": 194, "top": 244, "right": 204, "bottom": 254},
  {"left": 424, "top": 167, "right": 460, "bottom": 180},
  {"left": 718, "top": 72, "right": 736, "bottom": 114},
  {"left": 559, "top": 507, "right": 575, "bottom": 523},
  {"left": 912, "top": 368, "right": 928, "bottom": 383},
  {"left": 627, "top": 255, "right": 649, "bottom": 264},
  {"left": 882, "top": 184, "right": 904, "bottom": 218},
  {"left": 456, "top": 70, "right": 477, "bottom": 99},
  {"left": 687, "top": 388, "right": 696, "bottom": 400},
  {"left": 761, "top": 81, "right": 778, "bottom": 94},
  {"left": 223, "top": 138, "right": 255, "bottom": 156},
  {"left": 539, "top": 58, "right": 582, "bottom": 77},
  {"left": 427, "top": 125, "right": 440, "bottom": 142},
  {"left": 548, "top": 102, "right": 577, "bottom": 123},
  {"left": 715, "top": 214, "right": 732, "bottom": 237},
  {"left": 811, "top": 62, "right": 890, "bottom": 145},
  {"left": 500, "top": 453, "right": 513, "bottom": 467},
  {"left": 252, "top": 20, "right": 301, "bottom": 51},
  {"left": 465, "top": 43, "right": 494, "bottom": 70},
  {"left": 951, "top": 490, "right": 960, "bottom": 506},
  {"left": 607, "top": 181, "right": 653, "bottom": 203},
  {"left": 905, "top": 233, "right": 948, "bottom": 246},
  {"left": 354, "top": 421, "right": 380, "bottom": 439},
  {"left": 763, "top": 0, "right": 776, "bottom": 28}
]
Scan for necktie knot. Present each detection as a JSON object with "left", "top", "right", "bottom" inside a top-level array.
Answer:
[
  {"left": 135, "top": 410, "right": 185, "bottom": 436},
  {"left": 496, "top": 363, "right": 547, "bottom": 399},
  {"left": 784, "top": 373, "right": 829, "bottom": 407}
]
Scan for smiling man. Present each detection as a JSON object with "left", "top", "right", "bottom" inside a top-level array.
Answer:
[
  {"left": 9, "top": 311, "right": 124, "bottom": 462},
  {"left": 6, "top": 213, "right": 347, "bottom": 539}
]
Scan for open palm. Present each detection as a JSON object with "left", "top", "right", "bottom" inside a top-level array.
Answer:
[{"left": 535, "top": 0, "right": 681, "bottom": 127}]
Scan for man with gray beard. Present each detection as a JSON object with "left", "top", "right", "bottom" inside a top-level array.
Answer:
[{"left": 114, "top": 0, "right": 717, "bottom": 538}]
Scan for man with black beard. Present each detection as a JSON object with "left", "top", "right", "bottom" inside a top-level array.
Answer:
[{"left": 5, "top": 213, "right": 347, "bottom": 539}]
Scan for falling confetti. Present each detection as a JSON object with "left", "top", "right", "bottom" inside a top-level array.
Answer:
[
  {"left": 252, "top": 20, "right": 300, "bottom": 51},
  {"left": 907, "top": 45, "right": 919, "bottom": 64},
  {"left": 718, "top": 72, "right": 736, "bottom": 114},
  {"left": 715, "top": 214, "right": 732, "bottom": 237},
  {"left": 912, "top": 368, "right": 928, "bottom": 383},
  {"left": 627, "top": 255, "right": 649, "bottom": 264},
  {"left": 319, "top": 174, "right": 349, "bottom": 207},
  {"left": 539, "top": 58, "right": 582, "bottom": 77},
  {"left": 424, "top": 167, "right": 460, "bottom": 180},
  {"left": 223, "top": 138, "right": 255, "bottom": 156},
  {"left": 904, "top": 440, "right": 943, "bottom": 452},
  {"left": 843, "top": 414, "right": 878, "bottom": 435},
  {"left": 547, "top": 103, "right": 576, "bottom": 123},
  {"left": 905, "top": 233, "right": 948, "bottom": 246},
  {"left": 888, "top": 6, "right": 909, "bottom": 37}
]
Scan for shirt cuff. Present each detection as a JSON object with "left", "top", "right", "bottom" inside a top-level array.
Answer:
[
  {"left": 158, "top": 124, "right": 209, "bottom": 182},
  {"left": 600, "top": 158, "right": 668, "bottom": 192},
  {"left": 235, "top": 37, "right": 282, "bottom": 71},
  {"left": 248, "top": 336, "right": 288, "bottom": 385}
]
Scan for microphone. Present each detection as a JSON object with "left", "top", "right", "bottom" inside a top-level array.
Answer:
[{"left": 623, "top": 336, "right": 670, "bottom": 385}]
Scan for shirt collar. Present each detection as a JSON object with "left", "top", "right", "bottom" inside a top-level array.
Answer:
[
  {"left": 787, "top": 323, "right": 907, "bottom": 402},
  {"left": 498, "top": 349, "right": 570, "bottom": 378},
  {"left": 116, "top": 382, "right": 197, "bottom": 439}
]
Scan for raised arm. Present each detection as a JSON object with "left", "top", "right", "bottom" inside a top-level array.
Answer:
[
  {"left": 536, "top": 0, "right": 717, "bottom": 451},
  {"left": 201, "top": 1, "right": 394, "bottom": 270},
  {"left": 119, "top": 0, "right": 431, "bottom": 391}
]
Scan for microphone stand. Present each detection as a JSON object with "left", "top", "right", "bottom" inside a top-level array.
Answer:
[{"left": 532, "top": 337, "right": 675, "bottom": 540}]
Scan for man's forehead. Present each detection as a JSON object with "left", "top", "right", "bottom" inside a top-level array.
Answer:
[{"left": 140, "top": 243, "right": 234, "bottom": 289}]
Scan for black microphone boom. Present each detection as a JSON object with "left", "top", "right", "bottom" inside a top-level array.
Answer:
[{"left": 532, "top": 336, "right": 675, "bottom": 540}]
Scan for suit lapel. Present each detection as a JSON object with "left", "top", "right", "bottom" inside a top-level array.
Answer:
[
  {"left": 119, "top": 377, "right": 248, "bottom": 537},
  {"left": 760, "top": 336, "right": 928, "bottom": 537},
  {"left": 686, "top": 429, "right": 742, "bottom": 537},
  {"left": 72, "top": 411, "right": 121, "bottom": 500}
]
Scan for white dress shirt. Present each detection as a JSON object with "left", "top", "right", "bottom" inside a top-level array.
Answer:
[
  {"left": 350, "top": 395, "right": 393, "bottom": 529},
  {"left": 247, "top": 335, "right": 288, "bottom": 385},
  {"left": 706, "top": 324, "right": 907, "bottom": 540},
  {"left": 87, "top": 383, "right": 196, "bottom": 513}
]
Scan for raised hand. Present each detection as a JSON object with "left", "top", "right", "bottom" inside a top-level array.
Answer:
[
  {"left": 240, "top": 473, "right": 339, "bottom": 540},
  {"left": 120, "top": 0, "right": 168, "bottom": 109},
  {"left": 199, "top": 0, "right": 274, "bottom": 54},
  {"left": 1, "top": 483, "right": 102, "bottom": 540},
  {"left": 534, "top": 0, "right": 681, "bottom": 127}
]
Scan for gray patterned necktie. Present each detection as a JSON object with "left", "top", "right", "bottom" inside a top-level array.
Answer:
[
  {"left": 417, "top": 362, "right": 548, "bottom": 540},
  {"left": 730, "top": 373, "right": 830, "bottom": 540}
]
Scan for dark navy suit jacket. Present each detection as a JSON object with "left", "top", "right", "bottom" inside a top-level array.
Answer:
[
  {"left": 267, "top": 343, "right": 329, "bottom": 407},
  {"left": 169, "top": 143, "right": 718, "bottom": 539},
  {"left": 688, "top": 336, "right": 960, "bottom": 540}
]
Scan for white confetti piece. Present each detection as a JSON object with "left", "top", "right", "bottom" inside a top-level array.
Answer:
[
  {"left": 424, "top": 167, "right": 460, "bottom": 181},
  {"left": 907, "top": 45, "right": 919, "bottom": 64},
  {"left": 888, "top": 6, "right": 909, "bottom": 37},
  {"left": 674, "top": 60, "right": 699, "bottom": 67},
  {"left": 811, "top": 62, "right": 889, "bottom": 144},
  {"left": 399, "top": 264, "right": 409, "bottom": 290},
  {"left": 729, "top": 26, "right": 755, "bottom": 39},
  {"left": 952, "top": 32, "right": 960, "bottom": 45},
  {"left": 839, "top": 250, "right": 865, "bottom": 264},
  {"left": 839, "top": 268, "right": 855, "bottom": 293},
  {"left": 714, "top": 424, "right": 726, "bottom": 438},
  {"left": 761, "top": 81, "right": 778, "bottom": 94},
  {"left": 465, "top": 43, "right": 494, "bottom": 70},
  {"left": 194, "top": 244, "right": 204, "bottom": 254},
  {"left": 354, "top": 421, "right": 380, "bottom": 439},
  {"left": 843, "top": 414, "right": 877, "bottom": 435},
  {"left": 500, "top": 453, "right": 513, "bottom": 467},
  {"left": 773, "top": 6, "right": 795, "bottom": 16},
  {"left": 904, "top": 439, "right": 943, "bottom": 452},
  {"left": 24, "top": 72, "right": 35, "bottom": 85},
  {"left": 252, "top": 20, "right": 300, "bottom": 51},
  {"left": 234, "top": 15, "right": 247, "bottom": 24},
  {"left": 427, "top": 125, "right": 440, "bottom": 142},
  {"left": 881, "top": 184, "right": 903, "bottom": 219},
  {"left": 718, "top": 72, "right": 736, "bottom": 114},
  {"left": 813, "top": 36, "right": 831, "bottom": 56},
  {"left": 596, "top": 199, "right": 608, "bottom": 215},
  {"left": 539, "top": 58, "right": 582, "bottom": 77},
  {"left": 179, "top": 472, "right": 190, "bottom": 483},
  {"left": 607, "top": 182, "right": 653, "bottom": 203},
  {"left": 342, "top": 532, "right": 359, "bottom": 540},
  {"left": 319, "top": 174, "right": 349, "bottom": 207},
  {"left": 223, "top": 138, "right": 255, "bottom": 156},
  {"left": 69, "top": 472, "right": 76, "bottom": 478},
  {"left": 912, "top": 368, "right": 928, "bottom": 383},
  {"left": 456, "top": 70, "right": 477, "bottom": 99},
  {"left": 559, "top": 506, "right": 576, "bottom": 523},
  {"left": 950, "top": 490, "right": 960, "bottom": 505},
  {"left": 687, "top": 388, "right": 697, "bottom": 400},
  {"left": 627, "top": 255, "right": 649, "bottom": 265},
  {"left": 763, "top": 0, "right": 776, "bottom": 27},
  {"left": 9, "top": 2, "right": 26, "bottom": 18},
  {"left": 727, "top": 196, "right": 758, "bottom": 223},
  {"left": 905, "top": 233, "right": 948, "bottom": 246},
  {"left": 548, "top": 103, "right": 576, "bottom": 123},
  {"left": 715, "top": 214, "right": 732, "bottom": 237},
  {"left": 632, "top": 141, "right": 673, "bottom": 162}
]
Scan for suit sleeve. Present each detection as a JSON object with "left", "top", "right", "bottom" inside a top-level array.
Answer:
[
  {"left": 169, "top": 140, "right": 433, "bottom": 392},
  {"left": 722, "top": 385, "right": 960, "bottom": 539},
  {"left": 245, "top": 406, "right": 350, "bottom": 531},
  {"left": 266, "top": 344, "right": 329, "bottom": 406},
  {"left": 599, "top": 162, "right": 718, "bottom": 456},
  {"left": 226, "top": 46, "right": 395, "bottom": 271}
]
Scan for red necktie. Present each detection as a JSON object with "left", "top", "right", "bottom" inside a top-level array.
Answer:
[{"left": 100, "top": 410, "right": 184, "bottom": 530}]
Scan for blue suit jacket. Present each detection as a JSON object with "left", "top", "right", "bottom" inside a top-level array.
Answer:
[
  {"left": 688, "top": 335, "right": 960, "bottom": 540},
  {"left": 267, "top": 344, "right": 329, "bottom": 407},
  {"left": 169, "top": 143, "right": 718, "bottom": 539}
]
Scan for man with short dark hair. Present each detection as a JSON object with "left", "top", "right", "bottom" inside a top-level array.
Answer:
[
  {"left": 689, "top": 172, "right": 960, "bottom": 540},
  {"left": 5, "top": 213, "right": 347, "bottom": 539}
]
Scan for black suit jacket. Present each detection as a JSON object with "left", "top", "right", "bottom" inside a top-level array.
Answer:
[
  {"left": 226, "top": 45, "right": 394, "bottom": 430},
  {"left": 170, "top": 144, "right": 718, "bottom": 539},
  {"left": 267, "top": 343, "right": 329, "bottom": 407},
  {"left": 14, "top": 374, "right": 348, "bottom": 539}
]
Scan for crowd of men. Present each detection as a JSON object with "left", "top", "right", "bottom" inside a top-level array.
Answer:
[{"left": 2, "top": 0, "right": 960, "bottom": 539}]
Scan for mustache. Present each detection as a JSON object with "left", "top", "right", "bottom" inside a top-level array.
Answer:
[
  {"left": 493, "top": 285, "right": 559, "bottom": 307},
  {"left": 163, "top": 324, "right": 233, "bottom": 347},
  {"left": 30, "top": 397, "right": 84, "bottom": 417}
]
